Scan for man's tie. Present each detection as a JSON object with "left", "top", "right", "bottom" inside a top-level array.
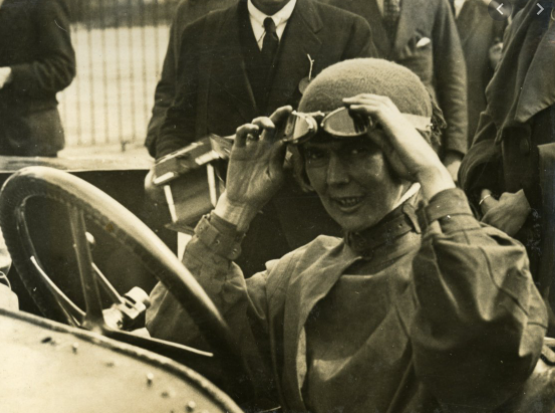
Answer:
[
  {"left": 261, "top": 17, "right": 279, "bottom": 70},
  {"left": 383, "top": 0, "right": 401, "bottom": 43}
]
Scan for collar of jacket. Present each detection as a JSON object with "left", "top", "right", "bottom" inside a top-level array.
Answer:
[{"left": 344, "top": 195, "right": 421, "bottom": 257}]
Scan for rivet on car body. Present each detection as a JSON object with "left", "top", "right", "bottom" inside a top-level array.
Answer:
[
  {"left": 146, "top": 373, "right": 154, "bottom": 386},
  {"left": 185, "top": 401, "right": 196, "bottom": 411}
]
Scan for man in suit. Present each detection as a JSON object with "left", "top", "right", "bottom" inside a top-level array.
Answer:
[
  {"left": 154, "top": 0, "right": 375, "bottom": 274},
  {"left": 321, "top": 0, "right": 467, "bottom": 181},
  {"left": 460, "top": 0, "right": 555, "bottom": 332},
  {"left": 453, "top": 0, "right": 505, "bottom": 146},
  {"left": 0, "top": 0, "right": 75, "bottom": 157},
  {"left": 145, "top": 0, "right": 237, "bottom": 157}
]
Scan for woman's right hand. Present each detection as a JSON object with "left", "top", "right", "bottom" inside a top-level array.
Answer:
[
  {"left": 344, "top": 94, "right": 455, "bottom": 200},
  {"left": 214, "top": 106, "right": 292, "bottom": 231}
]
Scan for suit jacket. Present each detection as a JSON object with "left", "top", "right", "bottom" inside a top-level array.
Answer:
[
  {"left": 0, "top": 0, "right": 75, "bottom": 156},
  {"left": 456, "top": 0, "right": 505, "bottom": 146},
  {"left": 155, "top": 0, "right": 374, "bottom": 158},
  {"left": 145, "top": 0, "right": 237, "bottom": 157},
  {"left": 321, "top": 0, "right": 468, "bottom": 156},
  {"left": 155, "top": 0, "right": 374, "bottom": 275}
]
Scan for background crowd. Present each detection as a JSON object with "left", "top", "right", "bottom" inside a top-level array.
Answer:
[{"left": 0, "top": 0, "right": 554, "bottom": 327}]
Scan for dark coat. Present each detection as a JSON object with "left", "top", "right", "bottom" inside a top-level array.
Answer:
[
  {"left": 0, "top": 0, "right": 75, "bottom": 156},
  {"left": 320, "top": 0, "right": 468, "bottom": 157},
  {"left": 145, "top": 0, "right": 237, "bottom": 157},
  {"left": 154, "top": 0, "right": 375, "bottom": 275},
  {"left": 460, "top": 1, "right": 555, "bottom": 312},
  {"left": 155, "top": 0, "right": 375, "bottom": 157},
  {"left": 460, "top": 1, "right": 555, "bottom": 209},
  {"left": 456, "top": 0, "right": 505, "bottom": 146}
]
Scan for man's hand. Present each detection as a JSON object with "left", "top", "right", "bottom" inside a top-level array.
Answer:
[
  {"left": 481, "top": 189, "right": 531, "bottom": 236},
  {"left": 443, "top": 151, "right": 462, "bottom": 183},
  {"left": 0, "top": 67, "right": 12, "bottom": 89},
  {"left": 215, "top": 106, "right": 292, "bottom": 231},
  {"left": 344, "top": 94, "right": 455, "bottom": 200}
]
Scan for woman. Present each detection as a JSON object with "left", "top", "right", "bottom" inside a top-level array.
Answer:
[{"left": 146, "top": 59, "right": 547, "bottom": 412}]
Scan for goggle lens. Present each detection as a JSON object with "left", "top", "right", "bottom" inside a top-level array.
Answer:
[
  {"left": 283, "top": 107, "right": 432, "bottom": 145},
  {"left": 284, "top": 112, "right": 321, "bottom": 144},
  {"left": 284, "top": 108, "right": 371, "bottom": 144},
  {"left": 321, "top": 108, "right": 371, "bottom": 137}
]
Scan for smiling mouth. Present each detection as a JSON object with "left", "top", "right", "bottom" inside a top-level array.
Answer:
[{"left": 331, "top": 196, "right": 365, "bottom": 211}]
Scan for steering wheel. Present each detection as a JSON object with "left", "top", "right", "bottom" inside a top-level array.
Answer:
[{"left": 0, "top": 166, "right": 253, "bottom": 402}]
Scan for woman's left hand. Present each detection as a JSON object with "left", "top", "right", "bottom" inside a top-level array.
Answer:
[
  {"left": 214, "top": 106, "right": 292, "bottom": 231},
  {"left": 343, "top": 94, "right": 455, "bottom": 200}
]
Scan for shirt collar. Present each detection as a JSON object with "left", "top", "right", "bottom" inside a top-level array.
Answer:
[
  {"left": 247, "top": 0, "right": 297, "bottom": 29},
  {"left": 454, "top": 0, "right": 466, "bottom": 17}
]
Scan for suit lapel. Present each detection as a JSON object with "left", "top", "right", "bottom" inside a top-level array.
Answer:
[
  {"left": 392, "top": 0, "right": 422, "bottom": 57},
  {"left": 212, "top": 2, "right": 258, "bottom": 122},
  {"left": 265, "top": 0, "right": 322, "bottom": 111},
  {"left": 281, "top": 241, "right": 359, "bottom": 408}
]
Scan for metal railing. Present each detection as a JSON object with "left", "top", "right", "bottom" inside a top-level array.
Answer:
[{"left": 58, "top": 0, "right": 181, "bottom": 150}]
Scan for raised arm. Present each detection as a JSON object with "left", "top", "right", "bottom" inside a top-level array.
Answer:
[
  {"left": 147, "top": 106, "right": 293, "bottom": 383},
  {"left": 407, "top": 188, "right": 546, "bottom": 409},
  {"left": 345, "top": 93, "right": 546, "bottom": 409}
]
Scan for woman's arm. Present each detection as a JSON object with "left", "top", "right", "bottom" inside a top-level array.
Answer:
[{"left": 407, "top": 189, "right": 547, "bottom": 409}]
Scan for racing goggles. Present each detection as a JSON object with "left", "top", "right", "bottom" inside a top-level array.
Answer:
[{"left": 283, "top": 107, "right": 432, "bottom": 145}]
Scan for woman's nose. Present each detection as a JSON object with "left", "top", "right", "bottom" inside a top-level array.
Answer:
[{"left": 326, "top": 154, "right": 350, "bottom": 185}]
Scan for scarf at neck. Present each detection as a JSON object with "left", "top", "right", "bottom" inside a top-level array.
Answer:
[{"left": 345, "top": 190, "right": 421, "bottom": 257}]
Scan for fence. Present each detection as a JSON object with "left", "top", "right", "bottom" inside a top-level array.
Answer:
[{"left": 58, "top": 0, "right": 182, "bottom": 150}]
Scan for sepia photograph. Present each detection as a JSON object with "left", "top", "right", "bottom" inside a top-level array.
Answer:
[{"left": 0, "top": 0, "right": 554, "bottom": 411}]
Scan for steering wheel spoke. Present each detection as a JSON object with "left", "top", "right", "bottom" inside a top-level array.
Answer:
[
  {"left": 0, "top": 166, "right": 255, "bottom": 403},
  {"left": 68, "top": 207, "right": 105, "bottom": 330},
  {"left": 29, "top": 255, "right": 85, "bottom": 326},
  {"left": 93, "top": 263, "right": 125, "bottom": 305}
]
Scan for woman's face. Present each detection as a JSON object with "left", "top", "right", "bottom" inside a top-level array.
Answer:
[{"left": 304, "top": 132, "right": 407, "bottom": 232}]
